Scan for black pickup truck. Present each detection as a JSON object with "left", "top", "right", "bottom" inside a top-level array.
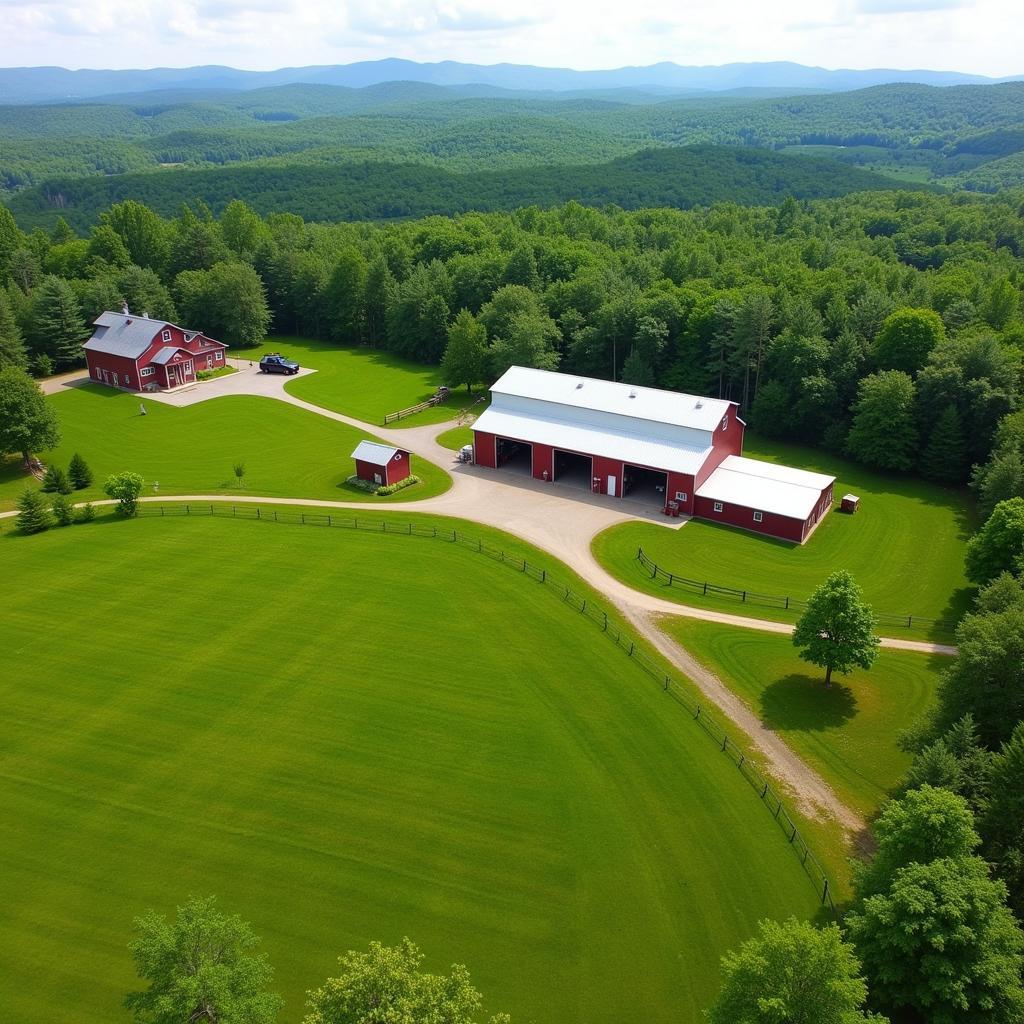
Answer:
[{"left": 259, "top": 353, "right": 300, "bottom": 375}]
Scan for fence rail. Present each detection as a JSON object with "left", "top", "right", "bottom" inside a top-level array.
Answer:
[
  {"left": 637, "top": 547, "right": 955, "bottom": 634},
  {"left": 134, "top": 502, "right": 837, "bottom": 912}
]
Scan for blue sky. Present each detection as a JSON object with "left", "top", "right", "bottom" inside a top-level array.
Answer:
[{"left": 0, "top": 0, "right": 1017, "bottom": 76}]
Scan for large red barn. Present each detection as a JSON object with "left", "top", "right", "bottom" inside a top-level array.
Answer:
[
  {"left": 472, "top": 366, "right": 834, "bottom": 544},
  {"left": 83, "top": 307, "right": 227, "bottom": 392}
]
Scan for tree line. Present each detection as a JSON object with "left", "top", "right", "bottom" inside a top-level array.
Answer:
[{"left": 2, "top": 187, "right": 1023, "bottom": 491}]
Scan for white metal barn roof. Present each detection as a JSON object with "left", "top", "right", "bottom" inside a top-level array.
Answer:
[
  {"left": 697, "top": 456, "right": 835, "bottom": 519},
  {"left": 350, "top": 440, "right": 402, "bottom": 465},
  {"left": 474, "top": 407, "right": 713, "bottom": 474},
  {"left": 490, "top": 366, "right": 735, "bottom": 433}
]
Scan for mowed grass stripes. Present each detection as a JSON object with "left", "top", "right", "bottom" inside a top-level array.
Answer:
[{"left": 0, "top": 517, "right": 818, "bottom": 1024}]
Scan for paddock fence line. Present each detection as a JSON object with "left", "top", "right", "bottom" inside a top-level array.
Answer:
[
  {"left": 636, "top": 547, "right": 956, "bottom": 635},
  {"left": 133, "top": 501, "right": 837, "bottom": 912}
]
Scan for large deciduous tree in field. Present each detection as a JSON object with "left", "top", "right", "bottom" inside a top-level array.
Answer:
[
  {"left": 707, "top": 917, "right": 883, "bottom": 1024},
  {"left": 792, "top": 571, "right": 879, "bottom": 687},
  {"left": 441, "top": 309, "right": 488, "bottom": 392},
  {"left": 125, "top": 895, "right": 281, "bottom": 1024},
  {"left": 28, "top": 275, "right": 87, "bottom": 367},
  {"left": 872, "top": 307, "right": 945, "bottom": 375},
  {"left": 176, "top": 261, "right": 271, "bottom": 347},
  {"left": 0, "top": 367, "right": 60, "bottom": 463},
  {"left": 303, "top": 937, "right": 509, "bottom": 1024},
  {"left": 964, "top": 497, "right": 1024, "bottom": 585},
  {"left": 845, "top": 370, "right": 917, "bottom": 471}
]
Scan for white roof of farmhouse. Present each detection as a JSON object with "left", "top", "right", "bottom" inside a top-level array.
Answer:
[
  {"left": 350, "top": 440, "right": 404, "bottom": 465},
  {"left": 698, "top": 456, "right": 835, "bottom": 520},
  {"left": 473, "top": 407, "right": 714, "bottom": 476},
  {"left": 490, "top": 366, "right": 737, "bottom": 434}
]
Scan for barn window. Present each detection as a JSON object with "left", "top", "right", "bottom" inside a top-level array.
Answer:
[
  {"left": 675, "top": 491, "right": 688, "bottom": 502},
  {"left": 141, "top": 366, "right": 155, "bottom": 377},
  {"left": 721, "top": 415, "right": 728, "bottom": 430},
  {"left": 753, "top": 511, "right": 764, "bottom": 523},
  {"left": 161, "top": 329, "right": 171, "bottom": 342},
  {"left": 123, "top": 374, "right": 131, "bottom": 385},
  {"left": 184, "top": 332, "right": 195, "bottom": 342},
  {"left": 713, "top": 502, "right": 723, "bottom": 513}
]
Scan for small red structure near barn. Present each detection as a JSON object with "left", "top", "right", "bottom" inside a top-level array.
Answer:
[
  {"left": 350, "top": 441, "right": 411, "bottom": 487},
  {"left": 83, "top": 305, "right": 227, "bottom": 392},
  {"left": 472, "top": 366, "right": 836, "bottom": 544}
]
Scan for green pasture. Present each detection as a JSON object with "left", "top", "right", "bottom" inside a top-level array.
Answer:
[
  {"left": 662, "top": 618, "right": 946, "bottom": 818},
  {"left": 436, "top": 424, "right": 475, "bottom": 451},
  {"left": 0, "top": 512, "right": 822, "bottom": 1024},
  {"left": 0, "top": 384, "right": 450, "bottom": 512},
  {"left": 231, "top": 336, "right": 484, "bottom": 426},
  {"left": 592, "top": 436, "right": 975, "bottom": 637}
]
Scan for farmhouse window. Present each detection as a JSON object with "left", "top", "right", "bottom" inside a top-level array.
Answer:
[
  {"left": 753, "top": 511, "right": 764, "bottom": 523},
  {"left": 162, "top": 329, "right": 171, "bottom": 342},
  {"left": 141, "top": 367, "right": 155, "bottom": 377},
  {"left": 713, "top": 502, "right": 723, "bottom": 513},
  {"left": 675, "top": 491, "right": 688, "bottom": 502}
]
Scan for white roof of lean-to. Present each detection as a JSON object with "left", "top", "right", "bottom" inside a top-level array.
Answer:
[
  {"left": 490, "top": 366, "right": 735, "bottom": 433},
  {"left": 697, "top": 455, "right": 835, "bottom": 520},
  {"left": 350, "top": 440, "right": 402, "bottom": 465},
  {"left": 472, "top": 407, "right": 713, "bottom": 475}
]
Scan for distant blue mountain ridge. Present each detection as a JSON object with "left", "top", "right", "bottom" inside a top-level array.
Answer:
[{"left": 0, "top": 58, "right": 1019, "bottom": 104}]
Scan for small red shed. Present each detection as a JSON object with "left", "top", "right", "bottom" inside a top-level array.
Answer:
[{"left": 351, "top": 440, "right": 411, "bottom": 487}]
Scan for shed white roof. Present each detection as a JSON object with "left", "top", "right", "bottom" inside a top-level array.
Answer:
[
  {"left": 350, "top": 440, "right": 403, "bottom": 465},
  {"left": 473, "top": 407, "right": 713, "bottom": 475},
  {"left": 490, "top": 366, "right": 736, "bottom": 433},
  {"left": 697, "top": 455, "right": 835, "bottom": 520}
]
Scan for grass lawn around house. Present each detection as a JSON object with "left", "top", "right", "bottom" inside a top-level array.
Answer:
[
  {"left": 592, "top": 435, "right": 976, "bottom": 639},
  {"left": 230, "top": 336, "right": 484, "bottom": 426},
  {"left": 662, "top": 618, "right": 946, "bottom": 818},
  {"left": 0, "top": 384, "right": 450, "bottom": 513},
  {"left": 0, "top": 511, "right": 822, "bottom": 1024}
]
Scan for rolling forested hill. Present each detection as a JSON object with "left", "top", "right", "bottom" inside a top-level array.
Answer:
[
  {"left": 7, "top": 146, "right": 917, "bottom": 231},
  {"left": 3, "top": 80, "right": 1024, "bottom": 205}
]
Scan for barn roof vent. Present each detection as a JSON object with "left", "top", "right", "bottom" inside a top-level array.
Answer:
[
  {"left": 695, "top": 400, "right": 704, "bottom": 409},
  {"left": 629, "top": 390, "right": 637, "bottom": 398},
  {"left": 575, "top": 381, "right": 584, "bottom": 389}
]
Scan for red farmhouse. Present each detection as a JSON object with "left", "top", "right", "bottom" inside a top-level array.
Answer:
[
  {"left": 83, "top": 307, "right": 227, "bottom": 392},
  {"left": 350, "top": 440, "right": 411, "bottom": 487},
  {"left": 472, "top": 366, "right": 835, "bottom": 544}
]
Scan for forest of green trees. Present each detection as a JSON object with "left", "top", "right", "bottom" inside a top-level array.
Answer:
[
  {"left": 3, "top": 79, "right": 1024, "bottom": 202},
  {"left": 2, "top": 187, "right": 1023, "bottom": 501}
]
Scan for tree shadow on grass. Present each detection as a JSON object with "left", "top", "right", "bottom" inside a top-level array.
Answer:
[{"left": 759, "top": 673, "right": 859, "bottom": 732}]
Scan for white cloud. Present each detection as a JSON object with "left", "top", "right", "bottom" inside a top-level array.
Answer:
[{"left": 0, "top": 0, "right": 1019, "bottom": 78}]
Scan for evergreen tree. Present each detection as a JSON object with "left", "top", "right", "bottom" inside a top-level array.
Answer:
[
  {"left": 621, "top": 348, "right": 655, "bottom": 387},
  {"left": 729, "top": 289, "right": 774, "bottom": 411},
  {"left": 68, "top": 452, "right": 92, "bottom": 490},
  {"left": 921, "top": 404, "right": 968, "bottom": 484},
  {"left": 903, "top": 716, "right": 992, "bottom": 815},
  {"left": 41, "top": 464, "right": 72, "bottom": 494},
  {"left": 16, "top": 487, "right": 51, "bottom": 534},
  {"left": 441, "top": 310, "right": 488, "bottom": 392},
  {"left": 28, "top": 276, "right": 87, "bottom": 367},
  {"left": 51, "top": 217, "right": 75, "bottom": 245},
  {"left": 0, "top": 289, "right": 28, "bottom": 370}
]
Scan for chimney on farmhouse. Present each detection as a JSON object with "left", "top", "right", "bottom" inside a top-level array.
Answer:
[{"left": 121, "top": 300, "right": 130, "bottom": 316}]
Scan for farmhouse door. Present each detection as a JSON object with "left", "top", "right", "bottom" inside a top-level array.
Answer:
[{"left": 607, "top": 475, "right": 617, "bottom": 497}]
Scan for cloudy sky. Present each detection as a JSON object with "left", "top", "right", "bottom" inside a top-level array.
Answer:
[{"left": 1, "top": 0, "right": 1019, "bottom": 76}]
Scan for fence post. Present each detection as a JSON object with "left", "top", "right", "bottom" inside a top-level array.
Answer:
[
  {"left": 785, "top": 596, "right": 789, "bottom": 609},
  {"left": 274, "top": 510, "right": 278, "bottom": 522},
  {"left": 522, "top": 560, "right": 527, "bottom": 573},
  {"left": 603, "top": 612, "right": 607, "bottom": 631},
  {"left": 703, "top": 581, "right": 708, "bottom": 595},
  {"left": 664, "top": 675, "right": 670, "bottom": 691},
  {"left": 232, "top": 506, "right": 236, "bottom": 517},
  {"left": 581, "top": 600, "right": 587, "bottom": 613},
  {"left": 629, "top": 642, "right": 634, "bottom": 656},
  {"left": 302, "top": 513, "right": 306, "bottom": 524},
  {"left": 907, "top": 615, "right": 912, "bottom": 628},
  {"left": 328, "top": 514, "right": 331, "bottom": 526},
  {"left": 541, "top": 569, "right": 546, "bottom": 582},
  {"left": 742, "top": 590, "right": 746, "bottom": 602},
  {"left": 186, "top": 504, "right": 190, "bottom": 514},
  {"left": 695, "top": 706, "right": 701, "bottom": 720},
  {"left": 738, "top": 755, "right": 745, "bottom": 770},
  {"left": 477, "top": 539, "right": 481, "bottom": 551},
  {"left": 822, "top": 879, "right": 830, "bottom": 905},
  {"left": 722, "top": 735, "right": 728, "bottom": 752}
]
